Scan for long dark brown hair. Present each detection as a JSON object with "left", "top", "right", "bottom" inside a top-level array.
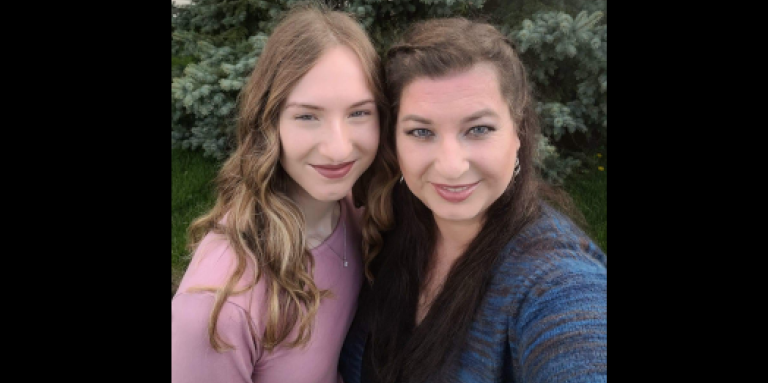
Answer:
[{"left": 363, "top": 17, "right": 582, "bottom": 383}]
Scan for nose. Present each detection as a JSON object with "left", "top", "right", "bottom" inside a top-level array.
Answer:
[
  {"left": 433, "top": 136, "right": 469, "bottom": 180},
  {"left": 317, "top": 117, "right": 353, "bottom": 163}
]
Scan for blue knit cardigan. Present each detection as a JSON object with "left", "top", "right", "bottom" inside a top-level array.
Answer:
[{"left": 339, "top": 204, "right": 607, "bottom": 383}]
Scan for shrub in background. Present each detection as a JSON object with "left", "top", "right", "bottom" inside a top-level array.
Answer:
[{"left": 171, "top": 0, "right": 607, "bottom": 184}]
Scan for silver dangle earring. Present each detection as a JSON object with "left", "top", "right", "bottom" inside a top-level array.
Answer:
[
  {"left": 513, "top": 157, "right": 521, "bottom": 177},
  {"left": 400, "top": 175, "right": 404, "bottom": 183}
]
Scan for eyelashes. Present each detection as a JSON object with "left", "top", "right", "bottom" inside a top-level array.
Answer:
[
  {"left": 468, "top": 126, "right": 494, "bottom": 136},
  {"left": 405, "top": 126, "right": 496, "bottom": 139},
  {"left": 406, "top": 128, "right": 434, "bottom": 138},
  {"left": 294, "top": 110, "right": 373, "bottom": 121},
  {"left": 349, "top": 110, "right": 372, "bottom": 118}
]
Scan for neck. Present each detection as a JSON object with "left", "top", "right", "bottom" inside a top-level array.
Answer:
[
  {"left": 286, "top": 180, "right": 340, "bottom": 247},
  {"left": 432, "top": 215, "right": 483, "bottom": 267}
]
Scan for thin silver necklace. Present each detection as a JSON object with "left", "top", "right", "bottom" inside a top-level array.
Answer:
[
  {"left": 342, "top": 221, "right": 347, "bottom": 267},
  {"left": 311, "top": 204, "right": 347, "bottom": 267},
  {"left": 327, "top": 221, "right": 347, "bottom": 267},
  {"left": 330, "top": 205, "right": 347, "bottom": 267},
  {"left": 340, "top": 202, "right": 347, "bottom": 267}
]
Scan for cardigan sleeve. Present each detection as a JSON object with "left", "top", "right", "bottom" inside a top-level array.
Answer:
[
  {"left": 172, "top": 292, "right": 259, "bottom": 383},
  {"left": 510, "top": 255, "right": 607, "bottom": 383},
  {"left": 338, "top": 314, "right": 368, "bottom": 383}
]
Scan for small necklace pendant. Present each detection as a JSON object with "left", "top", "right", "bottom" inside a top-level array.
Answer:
[{"left": 344, "top": 261, "right": 348, "bottom": 267}]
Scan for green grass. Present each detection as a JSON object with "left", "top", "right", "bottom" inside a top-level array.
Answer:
[
  {"left": 171, "top": 148, "right": 220, "bottom": 286},
  {"left": 171, "top": 147, "right": 607, "bottom": 290},
  {"left": 563, "top": 149, "right": 607, "bottom": 254}
]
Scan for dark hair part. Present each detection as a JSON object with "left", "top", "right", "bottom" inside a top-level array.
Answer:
[{"left": 365, "top": 17, "right": 583, "bottom": 383}]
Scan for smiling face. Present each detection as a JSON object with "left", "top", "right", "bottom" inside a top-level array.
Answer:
[
  {"left": 396, "top": 63, "right": 520, "bottom": 226},
  {"left": 278, "top": 45, "right": 380, "bottom": 202}
]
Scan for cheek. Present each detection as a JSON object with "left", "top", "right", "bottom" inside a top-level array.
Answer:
[
  {"left": 395, "top": 136, "right": 409, "bottom": 171},
  {"left": 396, "top": 140, "right": 425, "bottom": 179},
  {"left": 279, "top": 123, "right": 313, "bottom": 161},
  {"left": 358, "top": 122, "right": 380, "bottom": 155},
  {"left": 478, "top": 135, "right": 519, "bottom": 181}
]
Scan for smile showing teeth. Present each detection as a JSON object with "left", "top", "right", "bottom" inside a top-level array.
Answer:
[{"left": 432, "top": 182, "right": 478, "bottom": 203}]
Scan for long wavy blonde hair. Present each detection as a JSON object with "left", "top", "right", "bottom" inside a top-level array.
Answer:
[{"left": 185, "top": 3, "right": 397, "bottom": 352}]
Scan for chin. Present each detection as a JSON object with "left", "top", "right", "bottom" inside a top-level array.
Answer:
[
  {"left": 430, "top": 204, "right": 483, "bottom": 223},
  {"left": 435, "top": 212, "right": 479, "bottom": 222},
  {"left": 308, "top": 187, "right": 350, "bottom": 202}
]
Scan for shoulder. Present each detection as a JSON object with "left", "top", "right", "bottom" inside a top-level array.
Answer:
[
  {"left": 172, "top": 292, "right": 253, "bottom": 332},
  {"left": 501, "top": 202, "right": 606, "bottom": 270},
  {"left": 489, "top": 203, "right": 607, "bottom": 307},
  {"left": 175, "top": 229, "right": 260, "bottom": 300},
  {"left": 495, "top": 208, "right": 608, "bottom": 382},
  {"left": 173, "top": 230, "right": 269, "bottom": 342}
]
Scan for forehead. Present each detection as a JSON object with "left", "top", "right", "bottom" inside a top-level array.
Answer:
[
  {"left": 286, "top": 45, "right": 373, "bottom": 105},
  {"left": 398, "top": 63, "right": 506, "bottom": 120}
]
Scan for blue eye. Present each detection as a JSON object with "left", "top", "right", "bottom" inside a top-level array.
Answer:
[
  {"left": 468, "top": 126, "right": 494, "bottom": 136},
  {"left": 350, "top": 110, "right": 371, "bottom": 118},
  {"left": 295, "top": 114, "right": 316, "bottom": 121},
  {"left": 407, "top": 128, "right": 434, "bottom": 139}
]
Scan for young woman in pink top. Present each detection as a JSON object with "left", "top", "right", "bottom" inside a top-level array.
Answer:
[{"left": 171, "top": 4, "right": 396, "bottom": 382}]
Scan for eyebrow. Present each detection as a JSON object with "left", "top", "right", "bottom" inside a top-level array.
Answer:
[
  {"left": 400, "top": 114, "right": 432, "bottom": 125},
  {"left": 461, "top": 109, "right": 499, "bottom": 123},
  {"left": 349, "top": 99, "right": 375, "bottom": 108},
  {"left": 400, "top": 108, "right": 499, "bottom": 125},
  {"left": 285, "top": 99, "right": 375, "bottom": 111}
]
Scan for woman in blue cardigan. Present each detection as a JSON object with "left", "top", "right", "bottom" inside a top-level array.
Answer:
[{"left": 340, "top": 17, "right": 607, "bottom": 383}]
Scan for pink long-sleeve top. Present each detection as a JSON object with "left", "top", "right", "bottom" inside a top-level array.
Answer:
[{"left": 172, "top": 197, "right": 363, "bottom": 383}]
